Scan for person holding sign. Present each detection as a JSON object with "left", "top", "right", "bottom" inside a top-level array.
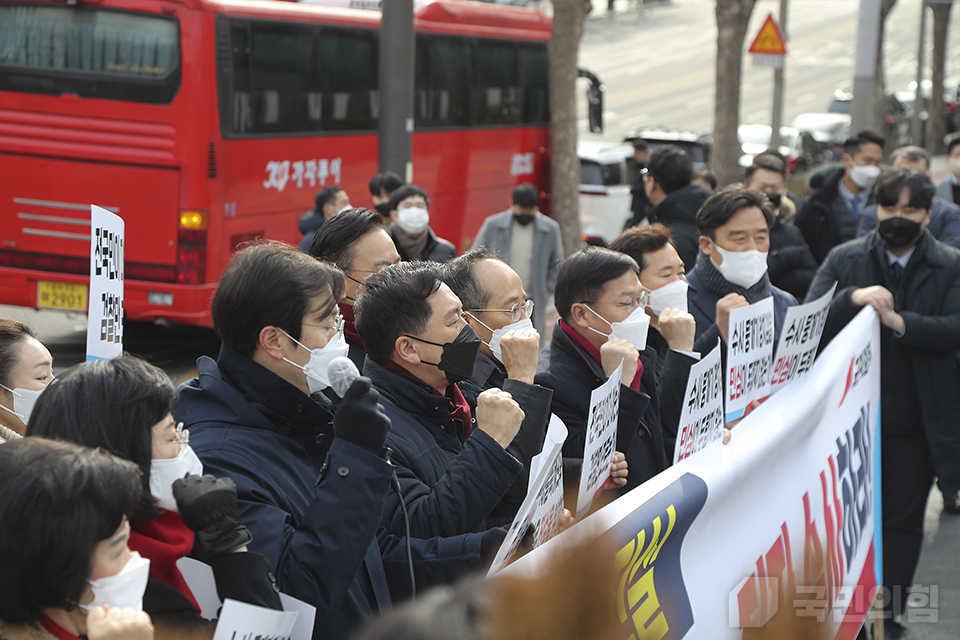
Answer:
[
  {"left": 686, "top": 188, "right": 798, "bottom": 356},
  {"left": 354, "top": 261, "right": 528, "bottom": 542},
  {"left": 808, "top": 168, "right": 960, "bottom": 636},
  {"left": 177, "top": 244, "right": 484, "bottom": 640},
  {"left": 0, "top": 438, "right": 154, "bottom": 640},
  {"left": 0, "top": 319, "right": 54, "bottom": 441},
  {"left": 442, "top": 249, "right": 555, "bottom": 525},
  {"left": 536, "top": 248, "right": 697, "bottom": 503}
]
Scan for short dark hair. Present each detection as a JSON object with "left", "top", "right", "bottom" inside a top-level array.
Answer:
[
  {"left": 694, "top": 168, "right": 718, "bottom": 191},
  {"left": 369, "top": 171, "right": 404, "bottom": 197},
  {"left": 889, "top": 145, "right": 932, "bottom": 171},
  {"left": 309, "top": 208, "right": 387, "bottom": 270},
  {"left": 389, "top": 184, "right": 430, "bottom": 212},
  {"left": 607, "top": 223, "right": 673, "bottom": 270},
  {"left": 947, "top": 134, "right": 960, "bottom": 156},
  {"left": 0, "top": 319, "right": 37, "bottom": 388},
  {"left": 27, "top": 354, "right": 177, "bottom": 521},
  {"left": 315, "top": 185, "right": 345, "bottom": 212},
  {"left": 211, "top": 242, "right": 345, "bottom": 358},
  {"left": 631, "top": 138, "right": 648, "bottom": 151},
  {"left": 354, "top": 262, "right": 444, "bottom": 362},
  {"left": 512, "top": 183, "right": 539, "bottom": 209},
  {"left": 442, "top": 248, "right": 495, "bottom": 312},
  {"left": 646, "top": 145, "right": 694, "bottom": 194},
  {"left": 844, "top": 129, "right": 886, "bottom": 156},
  {"left": 0, "top": 438, "right": 140, "bottom": 623},
  {"left": 696, "top": 186, "right": 775, "bottom": 240},
  {"left": 874, "top": 168, "right": 935, "bottom": 210},
  {"left": 554, "top": 248, "right": 639, "bottom": 323},
  {"left": 755, "top": 149, "right": 788, "bottom": 170},
  {"left": 744, "top": 155, "right": 787, "bottom": 182}
]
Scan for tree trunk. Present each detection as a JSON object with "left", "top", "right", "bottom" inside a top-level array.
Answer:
[
  {"left": 549, "top": 0, "right": 592, "bottom": 258},
  {"left": 713, "top": 0, "right": 758, "bottom": 189},
  {"left": 928, "top": 2, "right": 952, "bottom": 154},
  {"left": 872, "top": 0, "right": 898, "bottom": 142}
]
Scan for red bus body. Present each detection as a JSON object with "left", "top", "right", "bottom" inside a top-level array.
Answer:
[{"left": 0, "top": 0, "right": 551, "bottom": 325}]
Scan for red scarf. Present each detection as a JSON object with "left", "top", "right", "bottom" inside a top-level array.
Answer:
[
  {"left": 130, "top": 509, "right": 200, "bottom": 611},
  {"left": 379, "top": 360, "right": 473, "bottom": 439},
  {"left": 559, "top": 319, "right": 644, "bottom": 392},
  {"left": 40, "top": 617, "right": 80, "bottom": 640},
  {"left": 339, "top": 302, "right": 363, "bottom": 347}
]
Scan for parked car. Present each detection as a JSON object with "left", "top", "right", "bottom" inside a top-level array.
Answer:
[
  {"left": 577, "top": 140, "right": 635, "bottom": 246},
  {"left": 792, "top": 112, "right": 851, "bottom": 159},
  {"left": 825, "top": 88, "right": 908, "bottom": 148},
  {"left": 736, "top": 124, "right": 827, "bottom": 173},
  {"left": 623, "top": 127, "right": 713, "bottom": 168}
]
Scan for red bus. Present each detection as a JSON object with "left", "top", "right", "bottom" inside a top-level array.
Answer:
[{"left": 0, "top": 0, "right": 551, "bottom": 326}]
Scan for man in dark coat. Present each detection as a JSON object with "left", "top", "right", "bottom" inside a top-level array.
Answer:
[
  {"left": 354, "top": 261, "right": 527, "bottom": 542},
  {"left": 387, "top": 185, "right": 457, "bottom": 263},
  {"left": 298, "top": 186, "right": 351, "bottom": 252},
  {"left": 177, "top": 244, "right": 483, "bottom": 640},
  {"left": 536, "top": 248, "right": 696, "bottom": 506},
  {"left": 641, "top": 144, "right": 713, "bottom": 272},
  {"left": 743, "top": 157, "right": 818, "bottom": 301},
  {"left": 624, "top": 138, "right": 651, "bottom": 229},
  {"left": 856, "top": 145, "right": 960, "bottom": 251},
  {"left": 685, "top": 188, "right": 798, "bottom": 355},
  {"left": 310, "top": 208, "right": 401, "bottom": 371},
  {"left": 442, "top": 249, "right": 555, "bottom": 524},
  {"left": 794, "top": 130, "right": 886, "bottom": 264},
  {"left": 807, "top": 169, "right": 960, "bottom": 638}
]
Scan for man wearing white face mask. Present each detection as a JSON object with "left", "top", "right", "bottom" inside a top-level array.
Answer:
[
  {"left": 795, "top": 129, "right": 886, "bottom": 264},
  {"left": 387, "top": 185, "right": 457, "bottom": 263},
  {"left": 0, "top": 318, "right": 54, "bottom": 441},
  {"left": 443, "top": 249, "right": 560, "bottom": 523},
  {"left": 686, "top": 188, "right": 798, "bottom": 356},
  {"left": 537, "top": 248, "right": 697, "bottom": 504}
]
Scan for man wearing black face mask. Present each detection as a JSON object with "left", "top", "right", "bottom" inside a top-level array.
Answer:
[
  {"left": 744, "top": 157, "right": 818, "bottom": 300},
  {"left": 354, "top": 261, "right": 528, "bottom": 543},
  {"left": 807, "top": 168, "right": 960, "bottom": 639},
  {"left": 473, "top": 183, "right": 564, "bottom": 334}
]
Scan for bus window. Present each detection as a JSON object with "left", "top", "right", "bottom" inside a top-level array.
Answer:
[
  {"left": 0, "top": 4, "right": 180, "bottom": 104},
  {"left": 518, "top": 43, "right": 548, "bottom": 125},
  {"left": 222, "top": 18, "right": 378, "bottom": 136},
  {"left": 473, "top": 39, "right": 519, "bottom": 125},
  {"left": 415, "top": 35, "right": 471, "bottom": 129}
]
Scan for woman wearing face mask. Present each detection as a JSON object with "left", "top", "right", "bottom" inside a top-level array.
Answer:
[
  {"left": 27, "top": 355, "right": 281, "bottom": 639},
  {"left": 0, "top": 437, "right": 154, "bottom": 640},
  {"left": 0, "top": 319, "right": 54, "bottom": 441}
]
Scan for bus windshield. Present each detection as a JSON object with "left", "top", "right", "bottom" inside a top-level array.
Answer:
[{"left": 0, "top": 4, "right": 180, "bottom": 103}]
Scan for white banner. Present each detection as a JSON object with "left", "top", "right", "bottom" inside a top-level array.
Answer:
[
  {"left": 725, "top": 297, "right": 774, "bottom": 421},
  {"left": 673, "top": 340, "right": 723, "bottom": 465},
  {"left": 488, "top": 415, "right": 567, "bottom": 575},
  {"left": 770, "top": 284, "right": 835, "bottom": 394},
  {"left": 212, "top": 600, "right": 298, "bottom": 640},
  {"left": 576, "top": 364, "right": 621, "bottom": 519},
  {"left": 86, "top": 205, "right": 124, "bottom": 361},
  {"left": 505, "top": 308, "right": 883, "bottom": 640}
]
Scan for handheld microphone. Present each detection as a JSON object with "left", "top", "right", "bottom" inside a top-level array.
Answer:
[{"left": 328, "top": 356, "right": 360, "bottom": 399}]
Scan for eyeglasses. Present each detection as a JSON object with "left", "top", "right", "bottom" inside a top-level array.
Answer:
[
  {"left": 153, "top": 422, "right": 189, "bottom": 447},
  {"left": 304, "top": 315, "right": 345, "bottom": 333},
  {"left": 467, "top": 299, "right": 534, "bottom": 323},
  {"left": 582, "top": 291, "right": 650, "bottom": 314}
]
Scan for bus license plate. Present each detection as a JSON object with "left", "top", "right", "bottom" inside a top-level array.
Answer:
[{"left": 37, "top": 281, "right": 87, "bottom": 312}]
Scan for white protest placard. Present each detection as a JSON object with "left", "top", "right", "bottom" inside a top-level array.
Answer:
[
  {"left": 673, "top": 339, "right": 724, "bottom": 464},
  {"left": 177, "top": 557, "right": 317, "bottom": 640},
  {"left": 576, "top": 364, "right": 621, "bottom": 520},
  {"left": 725, "top": 296, "right": 774, "bottom": 422},
  {"left": 487, "top": 415, "right": 567, "bottom": 576},
  {"left": 770, "top": 284, "right": 835, "bottom": 394},
  {"left": 86, "top": 205, "right": 124, "bottom": 361},
  {"left": 212, "top": 599, "right": 298, "bottom": 640}
]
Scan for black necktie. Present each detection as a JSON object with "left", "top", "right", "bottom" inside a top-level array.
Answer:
[{"left": 891, "top": 261, "right": 903, "bottom": 280}]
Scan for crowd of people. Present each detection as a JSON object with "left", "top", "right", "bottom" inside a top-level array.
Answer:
[{"left": 1, "top": 130, "right": 959, "bottom": 640}]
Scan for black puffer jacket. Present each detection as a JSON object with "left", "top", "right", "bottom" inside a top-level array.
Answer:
[{"left": 646, "top": 182, "right": 713, "bottom": 272}]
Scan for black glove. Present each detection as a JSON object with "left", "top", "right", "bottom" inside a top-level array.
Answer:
[
  {"left": 173, "top": 474, "right": 253, "bottom": 560},
  {"left": 333, "top": 377, "right": 392, "bottom": 457}
]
